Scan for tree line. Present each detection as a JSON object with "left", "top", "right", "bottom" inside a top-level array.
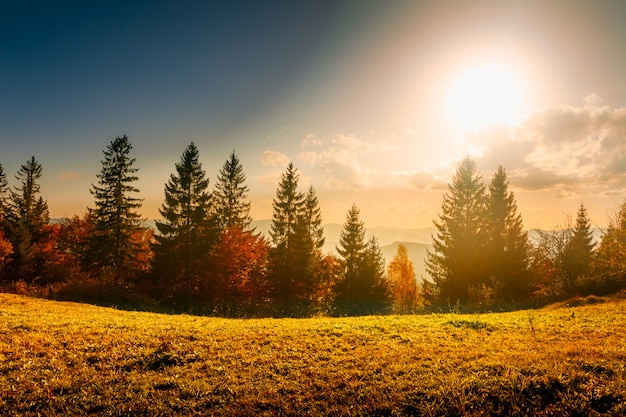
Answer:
[{"left": 0, "top": 136, "right": 624, "bottom": 316}]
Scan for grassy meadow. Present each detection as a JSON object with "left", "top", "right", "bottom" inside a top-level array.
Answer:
[{"left": 1, "top": 293, "right": 625, "bottom": 416}]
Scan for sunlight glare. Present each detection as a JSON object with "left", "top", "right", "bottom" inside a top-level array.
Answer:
[{"left": 447, "top": 64, "right": 523, "bottom": 132}]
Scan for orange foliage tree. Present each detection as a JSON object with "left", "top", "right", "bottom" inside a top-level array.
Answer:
[
  {"left": 210, "top": 226, "right": 269, "bottom": 317},
  {"left": 388, "top": 243, "right": 418, "bottom": 314},
  {"left": 0, "top": 231, "right": 12, "bottom": 276}
]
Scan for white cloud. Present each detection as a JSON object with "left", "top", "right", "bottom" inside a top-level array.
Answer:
[
  {"left": 464, "top": 99, "right": 626, "bottom": 193},
  {"left": 583, "top": 93, "right": 603, "bottom": 106},
  {"left": 295, "top": 133, "right": 399, "bottom": 190},
  {"left": 260, "top": 150, "right": 290, "bottom": 167},
  {"left": 302, "top": 133, "right": 322, "bottom": 148},
  {"left": 294, "top": 132, "right": 448, "bottom": 191}
]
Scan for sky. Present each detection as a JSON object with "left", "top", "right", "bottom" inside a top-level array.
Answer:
[{"left": 2, "top": 0, "right": 626, "bottom": 230}]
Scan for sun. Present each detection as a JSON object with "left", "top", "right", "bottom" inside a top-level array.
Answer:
[{"left": 446, "top": 64, "right": 523, "bottom": 132}]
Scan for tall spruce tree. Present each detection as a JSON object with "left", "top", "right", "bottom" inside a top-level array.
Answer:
[
  {"left": 290, "top": 185, "right": 327, "bottom": 315},
  {"left": 152, "top": 142, "right": 213, "bottom": 300},
  {"left": 5, "top": 157, "right": 50, "bottom": 282},
  {"left": 334, "top": 204, "right": 391, "bottom": 315},
  {"left": 485, "top": 166, "right": 530, "bottom": 302},
  {"left": 86, "top": 135, "right": 144, "bottom": 278},
  {"left": 213, "top": 150, "right": 252, "bottom": 231},
  {"left": 562, "top": 203, "right": 595, "bottom": 295},
  {"left": 301, "top": 186, "right": 325, "bottom": 251},
  {"left": 425, "top": 157, "right": 488, "bottom": 304},
  {"left": 267, "top": 163, "right": 308, "bottom": 315}
]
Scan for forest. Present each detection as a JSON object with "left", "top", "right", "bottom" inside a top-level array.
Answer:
[{"left": 1, "top": 135, "right": 625, "bottom": 317}]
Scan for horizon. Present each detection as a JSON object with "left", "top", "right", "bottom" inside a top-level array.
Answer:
[{"left": 2, "top": 1, "right": 626, "bottom": 230}]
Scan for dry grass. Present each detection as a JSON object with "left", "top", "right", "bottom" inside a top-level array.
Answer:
[{"left": 1, "top": 293, "right": 625, "bottom": 416}]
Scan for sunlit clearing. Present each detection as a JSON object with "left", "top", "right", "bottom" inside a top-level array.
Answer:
[{"left": 447, "top": 64, "right": 523, "bottom": 132}]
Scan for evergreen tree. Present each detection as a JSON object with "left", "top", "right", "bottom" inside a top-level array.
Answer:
[
  {"left": 290, "top": 185, "right": 327, "bottom": 315},
  {"left": 388, "top": 243, "right": 418, "bottom": 314},
  {"left": 213, "top": 150, "right": 252, "bottom": 231},
  {"left": 334, "top": 204, "right": 391, "bottom": 315},
  {"left": 359, "top": 236, "right": 392, "bottom": 314},
  {"left": 591, "top": 202, "right": 626, "bottom": 295},
  {"left": 152, "top": 142, "right": 214, "bottom": 305},
  {"left": 267, "top": 163, "right": 306, "bottom": 315},
  {"left": 301, "top": 186, "right": 325, "bottom": 251},
  {"left": 485, "top": 166, "right": 531, "bottom": 302},
  {"left": 85, "top": 135, "right": 145, "bottom": 279},
  {"left": 425, "top": 157, "right": 488, "bottom": 304},
  {"left": 562, "top": 203, "right": 595, "bottom": 295},
  {"left": 5, "top": 157, "right": 50, "bottom": 282},
  {"left": 269, "top": 163, "right": 304, "bottom": 249}
]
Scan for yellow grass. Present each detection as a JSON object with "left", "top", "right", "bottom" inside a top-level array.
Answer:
[{"left": 1, "top": 293, "right": 625, "bottom": 416}]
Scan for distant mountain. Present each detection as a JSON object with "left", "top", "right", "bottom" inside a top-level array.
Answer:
[
  {"left": 379, "top": 241, "right": 432, "bottom": 282},
  {"left": 251, "top": 220, "right": 434, "bottom": 281}
]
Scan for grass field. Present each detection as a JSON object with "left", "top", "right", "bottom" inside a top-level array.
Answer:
[{"left": 1, "top": 293, "right": 625, "bottom": 416}]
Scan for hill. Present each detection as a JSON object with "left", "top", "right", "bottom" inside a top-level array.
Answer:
[{"left": 1, "top": 293, "right": 625, "bottom": 416}]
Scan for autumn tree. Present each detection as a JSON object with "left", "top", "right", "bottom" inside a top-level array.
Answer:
[
  {"left": 485, "top": 166, "right": 531, "bottom": 303},
  {"left": 388, "top": 243, "right": 418, "bottom": 314},
  {"left": 0, "top": 164, "right": 8, "bottom": 226},
  {"left": 212, "top": 150, "right": 253, "bottom": 232},
  {"left": 334, "top": 204, "right": 391, "bottom": 316},
  {"left": 211, "top": 227, "right": 270, "bottom": 317},
  {"left": 53, "top": 214, "right": 93, "bottom": 278},
  {"left": 561, "top": 203, "right": 595, "bottom": 295},
  {"left": 0, "top": 165, "right": 11, "bottom": 276},
  {"left": 425, "top": 157, "right": 488, "bottom": 304},
  {"left": 85, "top": 135, "right": 146, "bottom": 281},
  {"left": 5, "top": 157, "right": 50, "bottom": 282},
  {"left": 209, "top": 151, "right": 274, "bottom": 316},
  {"left": 152, "top": 142, "right": 215, "bottom": 310}
]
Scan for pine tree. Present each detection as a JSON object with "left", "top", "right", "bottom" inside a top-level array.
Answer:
[
  {"left": 267, "top": 163, "right": 306, "bottom": 315},
  {"left": 3, "top": 157, "right": 50, "bottom": 282},
  {"left": 561, "top": 203, "right": 595, "bottom": 295},
  {"left": 388, "top": 243, "right": 418, "bottom": 314},
  {"left": 213, "top": 150, "right": 252, "bottom": 232},
  {"left": 269, "top": 163, "right": 304, "bottom": 249},
  {"left": 485, "top": 166, "right": 530, "bottom": 303},
  {"left": 425, "top": 157, "right": 488, "bottom": 304},
  {"left": 300, "top": 186, "right": 325, "bottom": 251},
  {"left": 334, "top": 204, "right": 391, "bottom": 315},
  {"left": 152, "top": 142, "right": 214, "bottom": 305},
  {"left": 290, "top": 185, "right": 327, "bottom": 315},
  {"left": 85, "top": 135, "right": 145, "bottom": 279},
  {"left": 359, "top": 236, "right": 392, "bottom": 314}
]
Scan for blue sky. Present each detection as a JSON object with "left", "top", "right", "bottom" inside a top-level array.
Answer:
[{"left": 2, "top": 0, "right": 626, "bottom": 229}]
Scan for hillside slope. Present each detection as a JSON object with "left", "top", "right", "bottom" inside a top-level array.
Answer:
[{"left": 1, "top": 294, "right": 625, "bottom": 415}]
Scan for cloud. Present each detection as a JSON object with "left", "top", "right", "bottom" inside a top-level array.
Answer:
[
  {"left": 295, "top": 133, "right": 397, "bottom": 190},
  {"left": 583, "top": 93, "right": 603, "bottom": 106},
  {"left": 302, "top": 133, "right": 322, "bottom": 148},
  {"left": 464, "top": 99, "right": 626, "bottom": 194},
  {"left": 294, "top": 132, "right": 448, "bottom": 191},
  {"left": 260, "top": 150, "right": 290, "bottom": 167},
  {"left": 58, "top": 172, "right": 78, "bottom": 181}
]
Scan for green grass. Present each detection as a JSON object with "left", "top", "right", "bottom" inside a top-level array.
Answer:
[{"left": 1, "top": 293, "right": 625, "bottom": 416}]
